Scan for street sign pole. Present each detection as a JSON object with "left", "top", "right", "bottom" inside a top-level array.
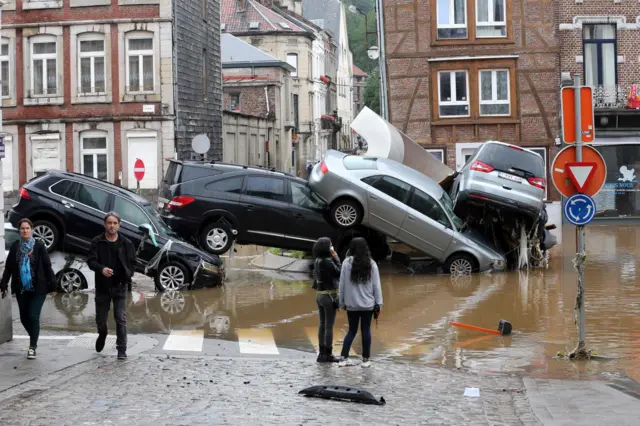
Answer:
[{"left": 573, "top": 74, "right": 586, "bottom": 357}]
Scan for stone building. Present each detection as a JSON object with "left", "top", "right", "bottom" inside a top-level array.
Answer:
[
  {"left": 380, "top": 0, "right": 560, "bottom": 198},
  {"left": 0, "top": 0, "right": 222, "bottom": 200},
  {"left": 559, "top": 2, "right": 640, "bottom": 218},
  {"left": 352, "top": 64, "right": 367, "bottom": 116}
]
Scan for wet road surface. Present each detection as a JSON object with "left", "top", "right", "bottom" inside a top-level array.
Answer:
[{"left": 13, "top": 225, "right": 640, "bottom": 381}]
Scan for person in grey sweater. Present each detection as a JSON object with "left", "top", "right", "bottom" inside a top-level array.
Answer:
[{"left": 338, "top": 238, "right": 383, "bottom": 368}]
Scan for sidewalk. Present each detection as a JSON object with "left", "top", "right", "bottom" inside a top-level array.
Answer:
[{"left": 0, "top": 333, "right": 639, "bottom": 425}]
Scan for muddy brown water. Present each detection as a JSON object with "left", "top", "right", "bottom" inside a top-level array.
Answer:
[{"left": 29, "top": 226, "right": 640, "bottom": 380}]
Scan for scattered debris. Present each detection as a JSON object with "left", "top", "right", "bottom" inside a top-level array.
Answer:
[
  {"left": 299, "top": 385, "right": 386, "bottom": 405},
  {"left": 451, "top": 320, "right": 512, "bottom": 336}
]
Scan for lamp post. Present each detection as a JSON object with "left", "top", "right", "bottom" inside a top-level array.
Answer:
[{"left": 348, "top": 5, "right": 379, "bottom": 60}]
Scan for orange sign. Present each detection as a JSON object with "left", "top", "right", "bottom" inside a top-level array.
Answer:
[
  {"left": 551, "top": 145, "right": 607, "bottom": 197},
  {"left": 561, "top": 86, "right": 594, "bottom": 143}
]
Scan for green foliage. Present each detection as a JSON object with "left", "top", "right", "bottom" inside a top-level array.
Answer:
[
  {"left": 364, "top": 67, "right": 381, "bottom": 114},
  {"left": 344, "top": 0, "right": 377, "bottom": 74}
]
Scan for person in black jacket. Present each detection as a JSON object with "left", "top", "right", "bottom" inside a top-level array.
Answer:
[
  {"left": 87, "top": 212, "right": 136, "bottom": 360},
  {"left": 312, "top": 237, "right": 342, "bottom": 363},
  {"left": 1, "top": 218, "right": 57, "bottom": 359}
]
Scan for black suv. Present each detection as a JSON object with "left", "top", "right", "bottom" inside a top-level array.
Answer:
[
  {"left": 8, "top": 171, "right": 224, "bottom": 291},
  {"left": 159, "top": 160, "right": 389, "bottom": 260}
]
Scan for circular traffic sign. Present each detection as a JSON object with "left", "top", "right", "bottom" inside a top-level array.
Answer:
[
  {"left": 134, "top": 158, "right": 145, "bottom": 181},
  {"left": 551, "top": 145, "right": 607, "bottom": 197},
  {"left": 564, "top": 193, "right": 596, "bottom": 226}
]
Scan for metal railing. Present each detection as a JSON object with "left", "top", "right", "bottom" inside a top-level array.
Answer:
[{"left": 592, "top": 85, "right": 633, "bottom": 109}]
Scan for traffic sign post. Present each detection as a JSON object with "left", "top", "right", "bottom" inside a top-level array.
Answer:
[{"left": 134, "top": 158, "right": 145, "bottom": 195}]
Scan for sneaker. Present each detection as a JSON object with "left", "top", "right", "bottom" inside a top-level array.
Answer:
[
  {"left": 27, "top": 348, "right": 36, "bottom": 360},
  {"left": 117, "top": 351, "right": 127, "bottom": 360},
  {"left": 96, "top": 333, "right": 107, "bottom": 353},
  {"left": 361, "top": 359, "right": 371, "bottom": 368},
  {"left": 338, "top": 358, "right": 357, "bottom": 367}
]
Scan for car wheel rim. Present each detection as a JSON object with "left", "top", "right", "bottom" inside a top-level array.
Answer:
[
  {"left": 34, "top": 225, "right": 55, "bottom": 248},
  {"left": 159, "top": 266, "right": 185, "bottom": 291},
  {"left": 335, "top": 205, "right": 357, "bottom": 226},
  {"left": 160, "top": 291, "right": 186, "bottom": 315},
  {"left": 450, "top": 259, "right": 473, "bottom": 276},
  {"left": 60, "top": 271, "right": 82, "bottom": 293},
  {"left": 206, "top": 228, "right": 229, "bottom": 251}
]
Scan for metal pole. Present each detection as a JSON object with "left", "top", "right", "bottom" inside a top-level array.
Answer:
[
  {"left": 363, "top": 12, "right": 369, "bottom": 49},
  {"left": 574, "top": 73, "right": 585, "bottom": 347}
]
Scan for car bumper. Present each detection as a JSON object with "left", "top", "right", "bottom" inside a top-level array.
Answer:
[
  {"left": 191, "top": 265, "right": 225, "bottom": 289},
  {"left": 161, "top": 215, "right": 200, "bottom": 239},
  {"left": 458, "top": 189, "right": 541, "bottom": 218}
]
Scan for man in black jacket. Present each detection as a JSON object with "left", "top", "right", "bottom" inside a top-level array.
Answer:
[{"left": 87, "top": 212, "right": 136, "bottom": 360}]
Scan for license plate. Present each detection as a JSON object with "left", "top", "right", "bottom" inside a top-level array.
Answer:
[
  {"left": 157, "top": 201, "right": 165, "bottom": 210},
  {"left": 498, "top": 172, "right": 523, "bottom": 183}
]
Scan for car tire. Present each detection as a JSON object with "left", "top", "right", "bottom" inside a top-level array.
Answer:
[
  {"left": 200, "top": 222, "right": 234, "bottom": 255},
  {"left": 330, "top": 199, "right": 362, "bottom": 228},
  {"left": 444, "top": 253, "right": 477, "bottom": 276},
  {"left": 32, "top": 220, "right": 59, "bottom": 252},
  {"left": 56, "top": 269, "right": 87, "bottom": 293},
  {"left": 155, "top": 261, "right": 190, "bottom": 292}
]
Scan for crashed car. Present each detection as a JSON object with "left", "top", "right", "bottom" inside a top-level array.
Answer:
[
  {"left": 309, "top": 150, "right": 506, "bottom": 274},
  {"left": 7, "top": 171, "right": 224, "bottom": 292}
]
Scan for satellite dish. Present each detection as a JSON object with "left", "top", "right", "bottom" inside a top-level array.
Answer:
[
  {"left": 192, "top": 134, "right": 211, "bottom": 154},
  {"left": 367, "top": 46, "right": 380, "bottom": 60}
]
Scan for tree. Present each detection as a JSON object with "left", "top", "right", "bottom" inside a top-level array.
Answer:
[
  {"left": 344, "top": 0, "right": 377, "bottom": 74},
  {"left": 363, "top": 67, "right": 381, "bottom": 115}
]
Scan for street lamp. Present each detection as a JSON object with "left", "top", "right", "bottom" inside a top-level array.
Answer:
[{"left": 348, "top": 5, "right": 378, "bottom": 60}]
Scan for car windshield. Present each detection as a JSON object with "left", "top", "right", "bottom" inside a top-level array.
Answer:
[
  {"left": 143, "top": 204, "right": 178, "bottom": 237},
  {"left": 439, "top": 192, "right": 464, "bottom": 231}
]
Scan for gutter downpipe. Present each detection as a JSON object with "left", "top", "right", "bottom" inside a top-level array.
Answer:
[{"left": 375, "top": 0, "right": 389, "bottom": 120}]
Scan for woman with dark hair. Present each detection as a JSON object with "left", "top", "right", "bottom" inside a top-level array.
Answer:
[
  {"left": 1, "top": 218, "right": 57, "bottom": 359},
  {"left": 312, "top": 237, "right": 342, "bottom": 363},
  {"left": 338, "top": 237, "right": 383, "bottom": 368}
]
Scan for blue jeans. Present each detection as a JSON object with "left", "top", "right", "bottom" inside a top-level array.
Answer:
[
  {"left": 316, "top": 293, "right": 337, "bottom": 349},
  {"left": 16, "top": 292, "right": 47, "bottom": 349},
  {"left": 340, "top": 310, "right": 374, "bottom": 359}
]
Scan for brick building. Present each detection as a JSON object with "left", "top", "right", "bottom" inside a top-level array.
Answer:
[
  {"left": 1, "top": 0, "right": 222, "bottom": 199},
  {"left": 381, "top": 0, "right": 560, "bottom": 198},
  {"left": 559, "top": 3, "right": 640, "bottom": 218}
]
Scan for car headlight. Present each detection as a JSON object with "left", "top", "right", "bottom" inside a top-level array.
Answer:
[
  {"left": 201, "top": 261, "right": 220, "bottom": 273},
  {"left": 492, "top": 259, "right": 506, "bottom": 270}
]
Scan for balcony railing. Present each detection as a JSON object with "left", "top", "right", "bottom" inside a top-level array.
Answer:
[{"left": 593, "top": 85, "right": 640, "bottom": 109}]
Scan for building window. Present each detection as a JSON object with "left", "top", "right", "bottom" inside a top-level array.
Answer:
[
  {"left": 31, "top": 35, "right": 58, "bottom": 96},
  {"left": 426, "top": 148, "right": 445, "bottom": 163},
  {"left": 78, "top": 34, "right": 106, "bottom": 95},
  {"left": 126, "top": 33, "right": 154, "bottom": 93},
  {"left": 230, "top": 93, "right": 240, "bottom": 111},
  {"left": 287, "top": 53, "right": 298, "bottom": 78},
  {"left": 437, "top": 0, "right": 467, "bottom": 39},
  {"left": 583, "top": 24, "right": 617, "bottom": 88},
  {"left": 81, "top": 132, "right": 108, "bottom": 181},
  {"left": 293, "top": 94, "right": 299, "bottom": 129},
  {"left": 476, "top": 0, "right": 506, "bottom": 38},
  {"left": 0, "top": 41, "right": 9, "bottom": 99},
  {"left": 202, "top": 49, "right": 207, "bottom": 100},
  {"left": 479, "top": 69, "right": 510, "bottom": 116},
  {"left": 438, "top": 71, "right": 469, "bottom": 117}
]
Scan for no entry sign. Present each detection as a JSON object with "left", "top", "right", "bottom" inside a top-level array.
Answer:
[{"left": 134, "top": 158, "right": 145, "bottom": 181}]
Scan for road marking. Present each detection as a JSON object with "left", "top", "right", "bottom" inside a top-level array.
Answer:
[
  {"left": 237, "top": 328, "right": 279, "bottom": 355},
  {"left": 14, "top": 335, "right": 75, "bottom": 340},
  {"left": 162, "top": 330, "right": 204, "bottom": 352}
]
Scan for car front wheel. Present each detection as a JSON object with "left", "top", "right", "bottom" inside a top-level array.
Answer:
[
  {"left": 155, "top": 262, "right": 190, "bottom": 292},
  {"left": 444, "top": 253, "right": 477, "bottom": 276},
  {"left": 330, "top": 200, "right": 362, "bottom": 228},
  {"left": 199, "top": 222, "right": 234, "bottom": 255}
]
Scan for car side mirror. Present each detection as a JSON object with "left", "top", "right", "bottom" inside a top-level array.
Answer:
[
  {"left": 138, "top": 224, "right": 151, "bottom": 236},
  {"left": 138, "top": 224, "right": 159, "bottom": 248}
]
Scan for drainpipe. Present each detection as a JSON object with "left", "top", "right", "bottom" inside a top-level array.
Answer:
[
  {"left": 265, "top": 87, "right": 270, "bottom": 116},
  {"left": 375, "top": 0, "right": 389, "bottom": 120}
]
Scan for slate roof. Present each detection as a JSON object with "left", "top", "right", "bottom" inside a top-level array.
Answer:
[
  {"left": 221, "top": 0, "right": 309, "bottom": 34},
  {"left": 302, "top": 0, "right": 342, "bottom": 42},
  {"left": 221, "top": 33, "right": 294, "bottom": 70}
]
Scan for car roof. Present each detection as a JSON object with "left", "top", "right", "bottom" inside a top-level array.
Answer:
[
  {"left": 481, "top": 141, "right": 543, "bottom": 159},
  {"left": 33, "top": 171, "right": 152, "bottom": 205},
  {"left": 170, "top": 159, "right": 296, "bottom": 178}
]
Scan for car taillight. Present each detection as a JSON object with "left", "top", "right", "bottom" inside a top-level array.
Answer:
[
  {"left": 509, "top": 144, "right": 524, "bottom": 151},
  {"left": 319, "top": 161, "right": 329, "bottom": 175},
  {"left": 470, "top": 160, "right": 494, "bottom": 173},
  {"left": 19, "top": 187, "right": 31, "bottom": 200},
  {"left": 528, "top": 177, "right": 546, "bottom": 190},
  {"left": 167, "top": 196, "right": 195, "bottom": 210}
]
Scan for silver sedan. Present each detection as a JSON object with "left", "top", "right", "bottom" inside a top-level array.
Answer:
[{"left": 309, "top": 150, "right": 506, "bottom": 274}]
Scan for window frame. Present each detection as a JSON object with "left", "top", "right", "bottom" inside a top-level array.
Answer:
[
  {"left": 436, "top": 0, "right": 468, "bottom": 40},
  {"left": 245, "top": 176, "right": 287, "bottom": 203},
  {"left": 30, "top": 34, "right": 58, "bottom": 97},
  {"left": 431, "top": 0, "right": 512, "bottom": 45},
  {"left": 426, "top": 148, "right": 445, "bottom": 163},
  {"left": 437, "top": 70, "right": 470, "bottom": 118},
  {"left": 80, "top": 131, "right": 109, "bottom": 181},
  {"left": 286, "top": 53, "right": 298, "bottom": 78},
  {"left": 229, "top": 92, "right": 240, "bottom": 111},
  {"left": 125, "top": 32, "right": 155, "bottom": 94},
  {"left": 582, "top": 23, "right": 618, "bottom": 87},
  {"left": 475, "top": 0, "right": 507, "bottom": 39},
  {"left": 478, "top": 68, "right": 510, "bottom": 117},
  {"left": 0, "top": 39, "right": 10, "bottom": 99},
  {"left": 77, "top": 33, "right": 106, "bottom": 96},
  {"left": 362, "top": 175, "right": 412, "bottom": 204}
]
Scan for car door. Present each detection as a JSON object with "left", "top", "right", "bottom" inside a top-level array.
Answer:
[
  {"left": 397, "top": 188, "right": 455, "bottom": 261},
  {"left": 56, "top": 180, "right": 112, "bottom": 252},
  {"left": 112, "top": 196, "right": 160, "bottom": 269},
  {"left": 285, "top": 180, "right": 335, "bottom": 249},
  {"left": 361, "top": 175, "right": 410, "bottom": 237},
  {"left": 238, "top": 175, "right": 290, "bottom": 246}
]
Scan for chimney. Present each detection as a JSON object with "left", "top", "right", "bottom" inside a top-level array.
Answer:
[{"left": 237, "top": 0, "right": 246, "bottom": 12}]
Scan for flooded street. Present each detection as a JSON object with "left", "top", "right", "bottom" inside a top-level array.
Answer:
[{"left": 19, "top": 225, "right": 640, "bottom": 381}]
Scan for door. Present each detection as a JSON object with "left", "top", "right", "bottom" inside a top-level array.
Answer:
[
  {"left": 127, "top": 134, "right": 158, "bottom": 190},
  {"left": 455, "top": 143, "right": 482, "bottom": 171},
  {"left": 2, "top": 136, "right": 13, "bottom": 192},
  {"left": 286, "top": 180, "right": 334, "bottom": 249},
  {"left": 238, "top": 176, "right": 290, "bottom": 246},
  {"left": 361, "top": 175, "right": 410, "bottom": 237},
  {"left": 55, "top": 180, "right": 112, "bottom": 252},
  {"left": 112, "top": 195, "right": 158, "bottom": 269},
  {"left": 31, "top": 133, "right": 61, "bottom": 179},
  {"left": 398, "top": 188, "right": 455, "bottom": 261}
]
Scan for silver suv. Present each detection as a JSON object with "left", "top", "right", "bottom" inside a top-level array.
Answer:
[
  {"left": 450, "top": 142, "right": 546, "bottom": 222},
  {"left": 308, "top": 150, "right": 506, "bottom": 274}
]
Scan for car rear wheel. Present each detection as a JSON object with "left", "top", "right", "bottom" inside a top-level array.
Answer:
[
  {"left": 33, "top": 220, "right": 59, "bottom": 252},
  {"left": 56, "top": 269, "right": 87, "bottom": 293},
  {"left": 330, "top": 200, "right": 362, "bottom": 228},
  {"left": 155, "top": 262, "right": 190, "bottom": 292},
  {"left": 444, "top": 253, "right": 477, "bottom": 276},
  {"left": 200, "top": 222, "right": 234, "bottom": 255}
]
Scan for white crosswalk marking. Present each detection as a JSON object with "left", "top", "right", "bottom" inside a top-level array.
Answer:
[
  {"left": 162, "top": 330, "right": 204, "bottom": 352},
  {"left": 237, "top": 328, "right": 279, "bottom": 355}
]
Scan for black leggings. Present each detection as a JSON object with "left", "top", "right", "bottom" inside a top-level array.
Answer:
[
  {"left": 341, "top": 310, "right": 374, "bottom": 359},
  {"left": 16, "top": 292, "right": 47, "bottom": 349}
]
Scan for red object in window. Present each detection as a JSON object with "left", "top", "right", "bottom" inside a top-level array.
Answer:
[
  {"left": 528, "top": 177, "right": 546, "bottom": 190},
  {"left": 319, "top": 161, "right": 329, "bottom": 174},
  {"left": 470, "top": 160, "right": 494, "bottom": 173},
  {"left": 19, "top": 187, "right": 31, "bottom": 200},
  {"left": 320, "top": 75, "right": 330, "bottom": 84},
  {"left": 167, "top": 196, "right": 195, "bottom": 210}
]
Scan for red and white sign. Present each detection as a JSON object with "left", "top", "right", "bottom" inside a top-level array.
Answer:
[
  {"left": 566, "top": 162, "right": 597, "bottom": 193},
  {"left": 134, "top": 158, "right": 145, "bottom": 181}
]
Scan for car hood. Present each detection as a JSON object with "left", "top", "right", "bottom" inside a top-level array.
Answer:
[
  {"left": 161, "top": 235, "right": 223, "bottom": 267},
  {"left": 460, "top": 227, "right": 506, "bottom": 257}
]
